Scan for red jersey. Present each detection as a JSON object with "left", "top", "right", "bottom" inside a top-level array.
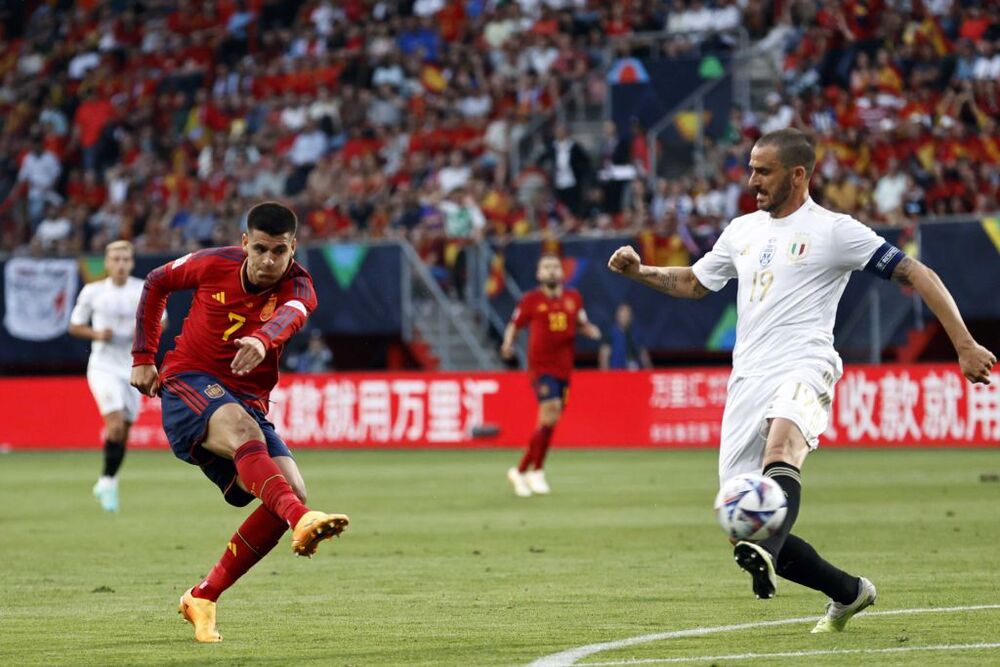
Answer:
[
  {"left": 511, "top": 288, "right": 584, "bottom": 380},
  {"left": 132, "top": 247, "right": 317, "bottom": 410}
]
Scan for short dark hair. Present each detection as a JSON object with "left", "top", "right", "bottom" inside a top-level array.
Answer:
[
  {"left": 756, "top": 128, "right": 816, "bottom": 177},
  {"left": 247, "top": 201, "right": 298, "bottom": 236}
]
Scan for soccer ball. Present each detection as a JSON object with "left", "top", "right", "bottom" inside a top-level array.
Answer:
[{"left": 714, "top": 473, "right": 788, "bottom": 541}]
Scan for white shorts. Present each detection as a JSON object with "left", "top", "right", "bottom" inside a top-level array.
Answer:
[
  {"left": 87, "top": 368, "right": 140, "bottom": 422},
  {"left": 718, "top": 364, "right": 837, "bottom": 483}
]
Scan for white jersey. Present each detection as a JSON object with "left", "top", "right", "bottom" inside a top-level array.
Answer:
[
  {"left": 70, "top": 276, "right": 147, "bottom": 377},
  {"left": 692, "top": 197, "right": 895, "bottom": 379}
]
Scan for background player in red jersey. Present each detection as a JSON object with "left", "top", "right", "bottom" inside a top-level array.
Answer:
[
  {"left": 501, "top": 254, "right": 601, "bottom": 497},
  {"left": 130, "top": 202, "right": 349, "bottom": 643}
]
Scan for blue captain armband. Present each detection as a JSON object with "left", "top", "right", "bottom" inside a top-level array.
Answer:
[{"left": 863, "top": 242, "right": 904, "bottom": 280}]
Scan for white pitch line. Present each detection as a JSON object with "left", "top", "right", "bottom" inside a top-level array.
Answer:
[
  {"left": 583, "top": 642, "right": 1000, "bottom": 666},
  {"left": 528, "top": 603, "right": 1000, "bottom": 667}
]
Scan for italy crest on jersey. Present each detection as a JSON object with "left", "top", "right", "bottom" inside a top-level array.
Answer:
[
  {"left": 759, "top": 238, "right": 777, "bottom": 267},
  {"left": 787, "top": 234, "right": 811, "bottom": 263}
]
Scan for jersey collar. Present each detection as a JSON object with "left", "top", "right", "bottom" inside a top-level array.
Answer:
[{"left": 768, "top": 195, "right": 813, "bottom": 225}]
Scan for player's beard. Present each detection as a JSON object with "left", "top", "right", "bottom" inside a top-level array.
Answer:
[
  {"left": 542, "top": 279, "right": 560, "bottom": 291},
  {"left": 758, "top": 175, "right": 792, "bottom": 214}
]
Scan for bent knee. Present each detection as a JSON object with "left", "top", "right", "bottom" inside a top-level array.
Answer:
[
  {"left": 104, "top": 413, "right": 127, "bottom": 442},
  {"left": 106, "top": 425, "right": 127, "bottom": 443},
  {"left": 206, "top": 405, "right": 265, "bottom": 457},
  {"left": 230, "top": 416, "right": 264, "bottom": 444},
  {"left": 539, "top": 402, "right": 563, "bottom": 426},
  {"left": 291, "top": 481, "right": 307, "bottom": 504}
]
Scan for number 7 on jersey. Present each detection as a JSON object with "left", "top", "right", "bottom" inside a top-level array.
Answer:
[{"left": 222, "top": 312, "right": 246, "bottom": 341}]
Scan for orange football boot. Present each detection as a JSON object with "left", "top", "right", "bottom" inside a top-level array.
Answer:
[
  {"left": 291, "top": 511, "right": 350, "bottom": 557},
  {"left": 178, "top": 588, "right": 222, "bottom": 643}
]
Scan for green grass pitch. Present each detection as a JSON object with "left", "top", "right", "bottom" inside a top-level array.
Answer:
[{"left": 1, "top": 448, "right": 999, "bottom": 666}]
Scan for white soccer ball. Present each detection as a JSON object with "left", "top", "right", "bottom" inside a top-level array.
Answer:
[{"left": 714, "top": 473, "right": 788, "bottom": 541}]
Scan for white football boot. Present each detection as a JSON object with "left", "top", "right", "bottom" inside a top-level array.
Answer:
[
  {"left": 507, "top": 467, "right": 532, "bottom": 497},
  {"left": 811, "top": 577, "right": 877, "bottom": 633},
  {"left": 92, "top": 476, "right": 119, "bottom": 513},
  {"left": 525, "top": 470, "right": 551, "bottom": 495}
]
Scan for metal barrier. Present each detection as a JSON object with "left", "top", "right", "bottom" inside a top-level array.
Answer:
[{"left": 397, "top": 239, "right": 498, "bottom": 370}]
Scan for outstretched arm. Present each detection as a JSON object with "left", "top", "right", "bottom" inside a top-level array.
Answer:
[
  {"left": 892, "top": 256, "right": 995, "bottom": 384},
  {"left": 607, "top": 245, "right": 710, "bottom": 299}
]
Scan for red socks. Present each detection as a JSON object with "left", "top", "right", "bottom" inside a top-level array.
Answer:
[
  {"left": 519, "top": 426, "right": 553, "bottom": 472},
  {"left": 232, "top": 440, "right": 309, "bottom": 527},
  {"left": 192, "top": 505, "right": 288, "bottom": 602}
]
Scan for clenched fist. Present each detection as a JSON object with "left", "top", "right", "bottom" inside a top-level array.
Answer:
[
  {"left": 608, "top": 245, "right": 641, "bottom": 277},
  {"left": 958, "top": 341, "right": 996, "bottom": 385}
]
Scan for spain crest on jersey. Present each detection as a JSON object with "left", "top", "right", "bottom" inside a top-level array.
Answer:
[
  {"left": 204, "top": 384, "right": 225, "bottom": 399},
  {"left": 787, "top": 234, "right": 811, "bottom": 262},
  {"left": 260, "top": 294, "right": 277, "bottom": 321}
]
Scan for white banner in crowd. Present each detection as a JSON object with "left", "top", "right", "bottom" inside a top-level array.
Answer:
[{"left": 3, "top": 258, "right": 78, "bottom": 342}]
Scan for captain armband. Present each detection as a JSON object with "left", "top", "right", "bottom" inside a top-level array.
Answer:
[{"left": 863, "top": 242, "right": 904, "bottom": 280}]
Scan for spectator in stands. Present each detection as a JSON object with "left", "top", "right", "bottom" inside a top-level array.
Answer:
[
  {"left": 539, "top": 124, "right": 591, "bottom": 217},
  {"left": 597, "top": 120, "right": 633, "bottom": 215},
  {"left": 17, "top": 135, "right": 62, "bottom": 225},
  {"left": 437, "top": 149, "right": 473, "bottom": 194},
  {"left": 73, "top": 90, "right": 116, "bottom": 172},
  {"left": 599, "top": 303, "right": 651, "bottom": 370},
  {"left": 440, "top": 185, "right": 486, "bottom": 300},
  {"left": 289, "top": 330, "right": 335, "bottom": 373},
  {"left": 32, "top": 202, "right": 74, "bottom": 253},
  {"left": 2, "top": 0, "right": 997, "bottom": 260},
  {"left": 873, "top": 158, "right": 910, "bottom": 224}
]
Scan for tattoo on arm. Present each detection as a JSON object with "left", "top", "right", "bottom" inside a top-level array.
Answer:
[
  {"left": 891, "top": 256, "right": 916, "bottom": 287},
  {"left": 659, "top": 270, "right": 678, "bottom": 293},
  {"left": 654, "top": 268, "right": 709, "bottom": 298}
]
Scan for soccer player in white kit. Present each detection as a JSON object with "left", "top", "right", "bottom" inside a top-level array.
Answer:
[
  {"left": 609, "top": 129, "right": 995, "bottom": 633},
  {"left": 69, "top": 241, "right": 157, "bottom": 512}
]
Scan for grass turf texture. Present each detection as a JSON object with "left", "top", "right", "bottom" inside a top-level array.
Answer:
[{"left": 1, "top": 449, "right": 998, "bottom": 666}]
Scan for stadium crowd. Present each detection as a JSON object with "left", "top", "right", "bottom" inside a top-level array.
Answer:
[{"left": 0, "top": 0, "right": 998, "bottom": 272}]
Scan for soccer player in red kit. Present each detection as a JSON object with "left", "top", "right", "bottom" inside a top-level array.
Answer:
[
  {"left": 501, "top": 254, "right": 601, "bottom": 497},
  {"left": 130, "top": 202, "right": 349, "bottom": 643}
]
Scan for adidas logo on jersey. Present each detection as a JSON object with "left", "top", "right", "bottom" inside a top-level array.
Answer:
[{"left": 212, "top": 291, "right": 226, "bottom": 304}]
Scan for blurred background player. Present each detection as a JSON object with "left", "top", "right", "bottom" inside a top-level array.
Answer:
[
  {"left": 609, "top": 128, "right": 995, "bottom": 633},
  {"left": 501, "top": 254, "right": 600, "bottom": 497},
  {"left": 599, "top": 303, "right": 652, "bottom": 370},
  {"left": 69, "top": 240, "right": 159, "bottom": 513},
  {"left": 130, "top": 202, "right": 349, "bottom": 643}
]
